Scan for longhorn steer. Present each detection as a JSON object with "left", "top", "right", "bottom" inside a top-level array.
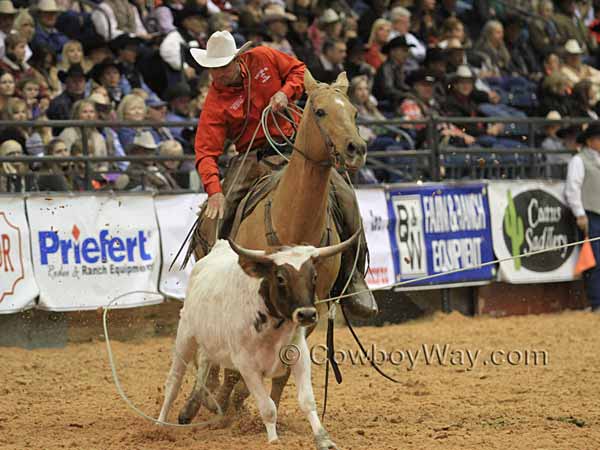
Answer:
[{"left": 158, "top": 235, "right": 357, "bottom": 449}]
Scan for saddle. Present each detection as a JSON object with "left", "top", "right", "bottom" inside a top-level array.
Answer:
[{"left": 229, "top": 170, "right": 344, "bottom": 248}]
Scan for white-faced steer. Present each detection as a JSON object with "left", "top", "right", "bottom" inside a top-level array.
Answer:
[{"left": 158, "top": 233, "right": 358, "bottom": 449}]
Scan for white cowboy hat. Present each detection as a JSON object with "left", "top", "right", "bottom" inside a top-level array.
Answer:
[
  {"left": 129, "top": 131, "right": 158, "bottom": 151},
  {"left": 452, "top": 65, "right": 475, "bottom": 80},
  {"left": 320, "top": 8, "right": 340, "bottom": 24},
  {"left": 545, "top": 110, "right": 562, "bottom": 121},
  {"left": 190, "top": 30, "right": 252, "bottom": 68},
  {"left": 564, "top": 39, "right": 584, "bottom": 55},
  {"left": 88, "top": 92, "right": 110, "bottom": 106},
  {"left": 0, "top": 0, "right": 17, "bottom": 15},
  {"left": 35, "top": 0, "right": 62, "bottom": 12},
  {"left": 263, "top": 4, "right": 297, "bottom": 23},
  {"left": 0, "top": 139, "right": 22, "bottom": 157}
]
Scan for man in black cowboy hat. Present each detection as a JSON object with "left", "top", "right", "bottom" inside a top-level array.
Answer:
[
  {"left": 566, "top": 123, "right": 600, "bottom": 312},
  {"left": 159, "top": 3, "right": 207, "bottom": 83},
  {"left": 89, "top": 57, "right": 125, "bottom": 104},
  {"left": 372, "top": 35, "right": 413, "bottom": 111},
  {"left": 110, "top": 33, "right": 158, "bottom": 99},
  {"left": 164, "top": 81, "right": 192, "bottom": 148},
  {"left": 344, "top": 37, "right": 373, "bottom": 82},
  {"left": 286, "top": 6, "right": 317, "bottom": 67},
  {"left": 47, "top": 63, "right": 87, "bottom": 126},
  {"left": 400, "top": 69, "right": 441, "bottom": 117}
]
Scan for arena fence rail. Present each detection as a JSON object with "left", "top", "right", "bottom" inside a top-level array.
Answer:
[{"left": 0, "top": 117, "right": 591, "bottom": 191}]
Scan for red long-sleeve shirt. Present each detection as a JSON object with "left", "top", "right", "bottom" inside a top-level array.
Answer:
[{"left": 194, "top": 46, "right": 306, "bottom": 195}]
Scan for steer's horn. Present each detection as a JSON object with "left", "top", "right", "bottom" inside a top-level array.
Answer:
[
  {"left": 315, "top": 228, "right": 361, "bottom": 259},
  {"left": 228, "top": 239, "right": 271, "bottom": 263}
]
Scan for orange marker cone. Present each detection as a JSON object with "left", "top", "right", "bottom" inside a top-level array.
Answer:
[{"left": 575, "top": 238, "right": 597, "bottom": 276}]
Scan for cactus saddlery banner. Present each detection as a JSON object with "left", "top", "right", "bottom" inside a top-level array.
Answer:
[{"left": 488, "top": 181, "right": 579, "bottom": 283}]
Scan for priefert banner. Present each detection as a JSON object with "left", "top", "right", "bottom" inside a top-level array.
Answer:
[{"left": 27, "top": 194, "right": 163, "bottom": 311}]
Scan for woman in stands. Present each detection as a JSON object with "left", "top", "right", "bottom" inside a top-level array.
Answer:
[
  {"left": 365, "top": 18, "right": 391, "bottom": 71},
  {"left": 0, "top": 140, "right": 27, "bottom": 193},
  {"left": 13, "top": 9, "right": 35, "bottom": 62},
  {"left": 59, "top": 98, "right": 109, "bottom": 174},
  {"left": 0, "top": 69, "right": 16, "bottom": 111},
  {"left": 28, "top": 44, "right": 61, "bottom": 98},
  {"left": 473, "top": 20, "right": 511, "bottom": 77},
  {"left": 116, "top": 93, "right": 158, "bottom": 151},
  {"left": 58, "top": 40, "right": 93, "bottom": 73},
  {"left": 349, "top": 75, "right": 403, "bottom": 183},
  {"left": 571, "top": 79, "right": 600, "bottom": 119},
  {"left": 36, "top": 138, "right": 71, "bottom": 192},
  {"left": 538, "top": 72, "right": 577, "bottom": 117}
]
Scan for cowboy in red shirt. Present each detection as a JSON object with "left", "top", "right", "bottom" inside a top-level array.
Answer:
[
  {"left": 187, "top": 31, "right": 377, "bottom": 319},
  {"left": 193, "top": 31, "right": 304, "bottom": 221}
]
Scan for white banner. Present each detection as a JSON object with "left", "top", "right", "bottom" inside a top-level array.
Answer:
[
  {"left": 27, "top": 195, "right": 163, "bottom": 311},
  {"left": 356, "top": 189, "right": 395, "bottom": 288},
  {"left": 156, "top": 193, "right": 207, "bottom": 299},
  {"left": 488, "top": 181, "right": 579, "bottom": 283},
  {"left": 0, "top": 196, "right": 39, "bottom": 313}
]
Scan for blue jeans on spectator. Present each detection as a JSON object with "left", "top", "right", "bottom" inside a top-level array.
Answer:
[
  {"left": 585, "top": 211, "right": 600, "bottom": 309},
  {"left": 484, "top": 76, "right": 538, "bottom": 110},
  {"left": 476, "top": 135, "right": 526, "bottom": 149},
  {"left": 478, "top": 103, "right": 529, "bottom": 136}
]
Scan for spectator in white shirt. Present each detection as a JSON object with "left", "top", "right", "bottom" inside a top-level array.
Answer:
[
  {"left": 387, "top": 6, "right": 426, "bottom": 66},
  {"left": 565, "top": 123, "right": 600, "bottom": 312},
  {"left": 159, "top": 4, "right": 207, "bottom": 83}
]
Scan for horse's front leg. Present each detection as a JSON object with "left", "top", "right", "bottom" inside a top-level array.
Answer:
[
  {"left": 178, "top": 352, "right": 221, "bottom": 423},
  {"left": 292, "top": 331, "right": 337, "bottom": 450}
]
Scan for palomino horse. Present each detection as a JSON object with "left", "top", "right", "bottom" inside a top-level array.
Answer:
[{"left": 178, "top": 71, "right": 368, "bottom": 438}]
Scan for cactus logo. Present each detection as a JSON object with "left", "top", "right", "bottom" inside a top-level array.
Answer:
[{"left": 502, "top": 189, "right": 576, "bottom": 272}]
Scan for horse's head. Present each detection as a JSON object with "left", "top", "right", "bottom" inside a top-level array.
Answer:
[{"left": 304, "top": 70, "right": 367, "bottom": 171}]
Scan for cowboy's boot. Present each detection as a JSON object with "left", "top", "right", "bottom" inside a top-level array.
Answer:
[
  {"left": 330, "top": 171, "right": 378, "bottom": 320},
  {"left": 337, "top": 236, "right": 379, "bottom": 320}
]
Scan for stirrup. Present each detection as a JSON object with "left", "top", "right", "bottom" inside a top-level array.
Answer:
[{"left": 341, "top": 271, "right": 378, "bottom": 320}]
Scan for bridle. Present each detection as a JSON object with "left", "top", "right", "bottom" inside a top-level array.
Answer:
[{"left": 265, "top": 87, "right": 349, "bottom": 170}]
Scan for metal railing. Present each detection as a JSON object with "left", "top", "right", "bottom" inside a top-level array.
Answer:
[{"left": 0, "top": 116, "right": 589, "bottom": 191}]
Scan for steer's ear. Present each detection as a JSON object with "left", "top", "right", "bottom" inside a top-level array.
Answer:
[{"left": 237, "top": 256, "right": 272, "bottom": 279}]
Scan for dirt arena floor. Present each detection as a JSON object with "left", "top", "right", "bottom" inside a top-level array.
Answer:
[{"left": 1, "top": 309, "right": 599, "bottom": 450}]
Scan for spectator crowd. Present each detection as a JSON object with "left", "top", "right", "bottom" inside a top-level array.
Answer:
[{"left": 1, "top": 0, "right": 600, "bottom": 191}]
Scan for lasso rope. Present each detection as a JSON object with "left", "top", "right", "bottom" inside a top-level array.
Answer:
[{"left": 315, "top": 235, "right": 600, "bottom": 305}]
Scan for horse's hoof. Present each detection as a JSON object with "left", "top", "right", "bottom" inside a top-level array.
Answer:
[
  {"left": 316, "top": 439, "right": 338, "bottom": 450},
  {"left": 200, "top": 389, "right": 222, "bottom": 414},
  {"left": 315, "top": 429, "right": 338, "bottom": 450}
]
